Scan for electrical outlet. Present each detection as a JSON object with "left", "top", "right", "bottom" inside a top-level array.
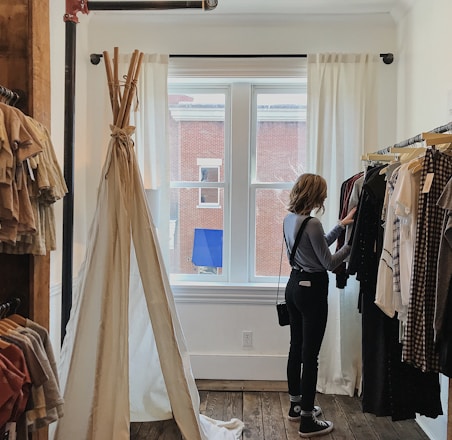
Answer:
[{"left": 242, "top": 331, "right": 253, "bottom": 348}]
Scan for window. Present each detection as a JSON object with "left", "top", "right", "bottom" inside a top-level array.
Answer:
[
  {"left": 168, "top": 60, "right": 307, "bottom": 283},
  {"left": 198, "top": 159, "right": 221, "bottom": 207}
]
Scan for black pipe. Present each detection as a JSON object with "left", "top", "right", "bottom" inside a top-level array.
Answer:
[
  {"left": 88, "top": 1, "right": 217, "bottom": 11},
  {"left": 61, "top": 0, "right": 217, "bottom": 347},
  {"left": 62, "top": 20, "right": 76, "bottom": 345}
]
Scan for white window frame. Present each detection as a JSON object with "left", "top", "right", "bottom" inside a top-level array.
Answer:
[
  {"left": 249, "top": 84, "right": 307, "bottom": 283},
  {"left": 169, "top": 84, "right": 230, "bottom": 283},
  {"left": 168, "top": 57, "right": 307, "bottom": 288}
]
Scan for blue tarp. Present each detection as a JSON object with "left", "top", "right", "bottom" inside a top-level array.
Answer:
[{"left": 191, "top": 228, "right": 223, "bottom": 268}]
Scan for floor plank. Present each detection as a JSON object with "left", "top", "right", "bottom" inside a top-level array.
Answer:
[
  {"left": 279, "top": 392, "right": 304, "bottom": 440},
  {"left": 130, "top": 390, "right": 431, "bottom": 440},
  {"left": 336, "top": 394, "right": 379, "bottom": 439},
  {"left": 316, "top": 393, "right": 350, "bottom": 440},
  {"left": 261, "top": 391, "right": 287, "bottom": 440},
  {"left": 242, "top": 392, "right": 264, "bottom": 439}
]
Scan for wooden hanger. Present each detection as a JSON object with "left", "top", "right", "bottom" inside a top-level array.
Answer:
[
  {"left": 7, "top": 314, "right": 27, "bottom": 327},
  {"left": 1, "top": 317, "right": 22, "bottom": 328},
  {"left": 422, "top": 132, "right": 452, "bottom": 146},
  {"left": 407, "top": 156, "right": 424, "bottom": 174},
  {"left": 0, "top": 319, "right": 15, "bottom": 332},
  {"left": 362, "top": 153, "right": 398, "bottom": 162}
]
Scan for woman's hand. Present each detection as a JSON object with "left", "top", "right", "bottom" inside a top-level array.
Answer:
[{"left": 340, "top": 207, "right": 357, "bottom": 226}]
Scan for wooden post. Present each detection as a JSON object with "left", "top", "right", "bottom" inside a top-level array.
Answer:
[{"left": 0, "top": 0, "right": 51, "bottom": 438}]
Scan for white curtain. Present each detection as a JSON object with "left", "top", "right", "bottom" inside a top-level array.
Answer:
[
  {"left": 127, "top": 54, "right": 171, "bottom": 263},
  {"left": 307, "top": 53, "right": 379, "bottom": 396},
  {"left": 55, "top": 54, "right": 243, "bottom": 440}
]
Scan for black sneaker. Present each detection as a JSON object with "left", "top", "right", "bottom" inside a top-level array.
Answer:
[
  {"left": 288, "top": 403, "right": 322, "bottom": 421},
  {"left": 298, "top": 414, "right": 333, "bottom": 438}
]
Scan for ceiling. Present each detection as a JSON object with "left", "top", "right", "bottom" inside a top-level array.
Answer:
[
  {"left": 91, "top": 0, "right": 414, "bottom": 22},
  {"left": 208, "top": 0, "right": 407, "bottom": 15}
]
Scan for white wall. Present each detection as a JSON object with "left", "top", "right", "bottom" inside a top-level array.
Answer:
[
  {"left": 48, "top": 11, "right": 398, "bottom": 376},
  {"left": 71, "top": 12, "right": 397, "bottom": 381},
  {"left": 397, "top": 0, "right": 452, "bottom": 139},
  {"left": 396, "top": 1, "right": 452, "bottom": 438}
]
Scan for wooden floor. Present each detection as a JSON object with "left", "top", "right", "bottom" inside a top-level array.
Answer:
[{"left": 130, "top": 383, "right": 430, "bottom": 440}]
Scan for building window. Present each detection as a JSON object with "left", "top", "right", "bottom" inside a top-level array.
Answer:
[
  {"left": 198, "top": 159, "right": 221, "bottom": 207},
  {"left": 168, "top": 62, "right": 306, "bottom": 283}
]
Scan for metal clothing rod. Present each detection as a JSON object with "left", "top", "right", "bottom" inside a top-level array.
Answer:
[
  {"left": 90, "top": 52, "right": 395, "bottom": 65},
  {"left": 0, "top": 297, "right": 21, "bottom": 319},
  {"left": 0, "top": 85, "right": 21, "bottom": 106},
  {"left": 374, "top": 121, "right": 452, "bottom": 154}
]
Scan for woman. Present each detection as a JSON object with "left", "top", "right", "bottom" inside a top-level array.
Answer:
[{"left": 283, "top": 173, "right": 356, "bottom": 438}]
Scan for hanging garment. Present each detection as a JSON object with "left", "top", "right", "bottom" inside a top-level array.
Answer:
[
  {"left": 333, "top": 171, "right": 364, "bottom": 288},
  {"left": 375, "top": 166, "right": 401, "bottom": 318},
  {"left": 55, "top": 125, "right": 243, "bottom": 440},
  {"left": 0, "top": 314, "right": 63, "bottom": 439},
  {"left": 435, "top": 176, "right": 452, "bottom": 377},
  {"left": 392, "top": 162, "right": 421, "bottom": 323},
  {"left": 348, "top": 164, "right": 442, "bottom": 420},
  {"left": 0, "top": 103, "right": 67, "bottom": 254},
  {"left": 403, "top": 149, "right": 452, "bottom": 372}
]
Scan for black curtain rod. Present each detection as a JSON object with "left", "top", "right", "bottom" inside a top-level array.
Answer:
[
  {"left": 375, "top": 121, "right": 452, "bottom": 154},
  {"left": 90, "top": 52, "right": 394, "bottom": 65}
]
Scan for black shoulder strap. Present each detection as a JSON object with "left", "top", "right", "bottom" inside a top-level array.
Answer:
[{"left": 286, "top": 216, "right": 312, "bottom": 267}]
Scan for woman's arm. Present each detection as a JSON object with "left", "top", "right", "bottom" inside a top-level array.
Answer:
[
  {"left": 309, "top": 222, "right": 351, "bottom": 271},
  {"left": 324, "top": 207, "right": 357, "bottom": 246}
]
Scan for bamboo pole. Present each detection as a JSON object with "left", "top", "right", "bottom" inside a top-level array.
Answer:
[
  {"left": 113, "top": 46, "right": 120, "bottom": 121},
  {"left": 102, "top": 50, "right": 115, "bottom": 120},
  {"left": 115, "top": 49, "right": 139, "bottom": 128},
  {"left": 123, "top": 51, "right": 144, "bottom": 126}
]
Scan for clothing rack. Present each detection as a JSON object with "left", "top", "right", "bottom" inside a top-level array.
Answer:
[
  {"left": 0, "top": 297, "right": 21, "bottom": 319},
  {"left": 374, "top": 121, "right": 452, "bottom": 154},
  {"left": 372, "top": 121, "right": 452, "bottom": 440},
  {"left": 0, "top": 84, "right": 19, "bottom": 106}
]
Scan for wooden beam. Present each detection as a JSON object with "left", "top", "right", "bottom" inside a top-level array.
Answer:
[{"left": 195, "top": 379, "right": 288, "bottom": 392}]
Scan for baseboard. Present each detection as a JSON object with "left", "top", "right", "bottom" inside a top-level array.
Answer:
[
  {"left": 195, "top": 379, "right": 287, "bottom": 392},
  {"left": 190, "top": 353, "right": 287, "bottom": 381}
]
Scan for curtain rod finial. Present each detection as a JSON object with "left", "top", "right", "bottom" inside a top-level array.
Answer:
[
  {"left": 90, "top": 53, "right": 103, "bottom": 65},
  {"left": 381, "top": 53, "right": 394, "bottom": 65},
  {"left": 205, "top": 0, "right": 218, "bottom": 10}
]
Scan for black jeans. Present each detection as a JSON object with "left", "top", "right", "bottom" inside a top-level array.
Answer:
[{"left": 285, "top": 269, "right": 329, "bottom": 412}]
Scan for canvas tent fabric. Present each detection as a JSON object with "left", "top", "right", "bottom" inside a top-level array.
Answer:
[
  {"left": 55, "top": 124, "right": 243, "bottom": 440},
  {"left": 54, "top": 49, "right": 243, "bottom": 439}
]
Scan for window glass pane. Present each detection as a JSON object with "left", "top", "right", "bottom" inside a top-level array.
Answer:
[
  {"left": 199, "top": 166, "right": 220, "bottom": 205},
  {"left": 255, "top": 188, "right": 292, "bottom": 278},
  {"left": 169, "top": 187, "right": 224, "bottom": 276},
  {"left": 169, "top": 92, "right": 225, "bottom": 182},
  {"left": 255, "top": 92, "right": 306, "bottom": 182}
]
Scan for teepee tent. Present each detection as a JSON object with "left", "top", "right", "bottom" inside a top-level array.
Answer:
[{"left": 55, "top": 49, "right": 243, "bottom": 440}]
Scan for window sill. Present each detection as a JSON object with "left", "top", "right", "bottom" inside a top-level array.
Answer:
[{"left": 170, "top": 281, "right": 281, "bottom": 304}]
